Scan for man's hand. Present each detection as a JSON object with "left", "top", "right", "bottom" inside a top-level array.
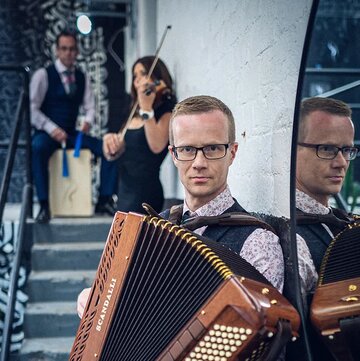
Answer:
[
  {"left": 51, "top": 127, "right": 67, "bottom": 143},
  {"left": 103, "top": 132, "right": 125, "bottom": 160},
  {"left": 80, "top": 121, "right": 91, "bottom": 134},
  {"left": 77, "top": 287, "right": 91, "bottom": 318}
]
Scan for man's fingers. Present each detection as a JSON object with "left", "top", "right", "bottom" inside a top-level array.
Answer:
[{"left": 77, "top": 287, "right": 91, "bottom": 318}]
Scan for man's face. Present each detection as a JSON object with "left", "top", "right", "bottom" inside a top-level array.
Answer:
[
  {"left": 56, "top": 36, "right": 78, "bottom": 69},
  {"left": 296, "top": 110, "right": 355, "bottom": 206},
  {"left": 169, "top": 110, "right": 238, "bottom": 210}
]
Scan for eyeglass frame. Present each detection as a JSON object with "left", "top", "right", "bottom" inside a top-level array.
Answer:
[
  {"left": 297, "top": 142, "right": 359, "bottom": 160},
  {"left": 57, "top": 46, "right": 77, "bottom": 52},
  {"left": 171, "top": 143, "right": 231, "bottom": 161}
]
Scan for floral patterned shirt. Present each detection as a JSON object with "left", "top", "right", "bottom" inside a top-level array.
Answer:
[
  {"left": 296, "top": 190, "right": 334, "bottom": 295},
  {"left": 183, "top": 186, "right": 284, "bottom": 292}
]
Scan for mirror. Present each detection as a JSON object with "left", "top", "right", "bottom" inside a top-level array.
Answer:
[
  {"left": 302, "top": 0, "right": 360, "bottom": 212},
  {"left": 291, "top": 0, "right": 360, "bottom": 360}
]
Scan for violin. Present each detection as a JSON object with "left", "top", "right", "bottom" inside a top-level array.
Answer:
[
  {"left": 144, "top": 79, "right": 161, "bottom": 96},
  {"left": 103, "top": 25, "right": 172, "bottom": 161},
  {"left": 143, "top": 79, "right": 171, "bottom": 104}
]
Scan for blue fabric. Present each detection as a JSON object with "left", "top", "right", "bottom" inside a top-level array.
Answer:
[
  {"left": 62, "top": 145, "right": 69, "bottom": 177},
  {"left": 73, "top": 132, "right": 83, "bottom": 158}
]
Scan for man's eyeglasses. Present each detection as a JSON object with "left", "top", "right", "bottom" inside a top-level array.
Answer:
[
  {"left": 171, "top": 144, "right": 230, "bottom": 161},
  {"left": 58, "top": 46, "right": 77, "bottom": 52},
  {"left": 298, "top": 142, "right": 358, "bottom": 160}
]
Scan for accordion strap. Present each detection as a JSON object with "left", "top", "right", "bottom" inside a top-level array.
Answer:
[
  {"left": 262, "top": 319, "right": 292, "bottom": 361},
  {"left": 142, "top": 203, "right": 276, "bottom": 234},
  {"left": 181, "top": 212, "right": 277, "bottom": 233},
  {"left": 296, "top": 208, "right": 353, "bottom": 231},
  {"left": 339, "top": 317, "right": 360, "bottom": 360}
]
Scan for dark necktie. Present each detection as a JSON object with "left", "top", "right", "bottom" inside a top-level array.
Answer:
[
  {"left": 181, "top": 211, "right": 194, "bottom": 225},
  {"left": 63, "top": 70, "right": 76, "bottom": 96}
]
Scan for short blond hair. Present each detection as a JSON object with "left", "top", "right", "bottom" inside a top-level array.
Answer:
[
  {"left": 299, "top": 97, "right": 352, "bottom": 142},
  {"left": 169, "top": 95, "right": 236, "bottom": 144}
]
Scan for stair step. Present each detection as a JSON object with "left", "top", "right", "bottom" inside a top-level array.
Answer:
[
  {"left": 16, "top": 216, "right": 114, "bottom": 359},
  {"left": 26, "top": 270, "right": 96, "bottom": 302},
  {"left": 13, "top": 336, "right": 74, "bottom": 361},
  {"left": 24, "top": 301, "right": 80, "bottom": 338},
  {"left": 31, "top": 242, "right": 104, "bottom": 271},
  {"left": 28, "top": 217, "right": 113, "bottom": 243}
]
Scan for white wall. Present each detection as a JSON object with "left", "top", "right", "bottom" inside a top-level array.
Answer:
[{"left": 127, "top": 0, "right": 313, "bottom": 216}]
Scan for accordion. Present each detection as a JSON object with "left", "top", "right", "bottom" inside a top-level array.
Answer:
[
  {"left": 311, "top": 220, "right": 360, "bottom": 361},
  {"left": 69, "top": 211, "right": 300, "bottom": 361}
]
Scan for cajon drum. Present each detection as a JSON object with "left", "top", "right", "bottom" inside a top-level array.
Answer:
[{"left": 49, "top": 149, "right": 92, "bottom": 217}]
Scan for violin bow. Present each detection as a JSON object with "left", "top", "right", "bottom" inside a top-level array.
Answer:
[{"left": 118, "top": 25, "right": 172, "bottom": 139}]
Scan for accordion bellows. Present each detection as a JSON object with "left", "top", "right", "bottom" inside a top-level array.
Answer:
[{"left": 69, "top": 212, "right": 300, "bottom": 361}]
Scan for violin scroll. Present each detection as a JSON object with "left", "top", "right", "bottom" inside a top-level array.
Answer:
[{"left": 143, "top": 79, "right": 168, "bottom": 97}]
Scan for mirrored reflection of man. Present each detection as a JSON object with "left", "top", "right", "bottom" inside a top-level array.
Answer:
[
  {"left": 77, "top": 95, "right": 284, "bottom": 317},
  {"left": 31, "top": 30, "right": 117, "bottom": 223},
  {"left": 289, "top": 97, "right": 358, "bottom": 360}
]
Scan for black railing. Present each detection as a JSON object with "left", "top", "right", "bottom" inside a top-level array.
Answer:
[
  {"left": 0, "top": 65, "right": 32, "bottom": 219},
  {"left": 0, "top": 64, "right": 32, "bottom": 361},
  {"left": 0, "top": 184, "right": 31, "bottom": 361}
]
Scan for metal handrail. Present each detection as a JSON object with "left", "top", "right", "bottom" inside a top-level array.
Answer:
[
  {"left": 0, "top": 90, "right": 26, "bottom": 222},
  {"left": 0, "top": 184, "right": 31, "bottom": 361},
  {"left": 0, "top": 64, "right": 32, "bottom": 360},
  {"left": 0, "top": 65, "right": 32, "bottom": 218},
  {"left": 317, "top": 79, "right": 360, "bottom": 99},
  {"left": 306, "top": 67, "right": 360, "bottom": 75}
]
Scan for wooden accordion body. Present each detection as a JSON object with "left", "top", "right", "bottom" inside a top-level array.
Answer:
[
  {"left": 69, "top": 212, "right": 300, "bottom": 361},
  {"left": 311, "top": 219, "right": 360, "bottom": 361}
]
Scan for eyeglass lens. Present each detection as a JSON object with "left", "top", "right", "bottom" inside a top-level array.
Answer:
[
  {"left": 175, "top": 144, "right": 228, "bottom": 160},
  {"left": 59, "top": 46, "right": 77, "bottom": 52},
  {"left": 317, "top": 145, "right": 358, "bottom": 160}
]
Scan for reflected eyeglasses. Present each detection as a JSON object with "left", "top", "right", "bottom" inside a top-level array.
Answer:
[
  {"left": 171, "top": 144, "right": 230, "bottom": 161},
  {"left": 297, "top": 142, "right": 358, "bottom": 160}
]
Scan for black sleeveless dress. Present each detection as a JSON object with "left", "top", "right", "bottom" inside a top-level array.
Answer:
[{"left": 117, "top": 94, "right": 176, "bottom": 213}]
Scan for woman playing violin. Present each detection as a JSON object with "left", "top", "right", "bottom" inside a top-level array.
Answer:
[{"left": 101, "top": 56, "right": 177, "bottom": 213}]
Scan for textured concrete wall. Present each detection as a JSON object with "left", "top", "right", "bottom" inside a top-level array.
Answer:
[
  {"left": 155, "top": 0, "right": 313, "bottom": 216},
  {"left": 127, "top": 0, "right": 313, "bottom": 216}
]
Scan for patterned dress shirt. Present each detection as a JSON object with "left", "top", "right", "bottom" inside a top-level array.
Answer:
[
  {"left": 183, "top": 186, "right": 284, "bottom": 292},
  {"left": 295, "top": 190, "right": 334, "bottom": 296}
]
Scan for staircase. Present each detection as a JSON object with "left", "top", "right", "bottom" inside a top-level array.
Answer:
[{"left": 15, "top": 216, "right": 113, "bottom": 361}]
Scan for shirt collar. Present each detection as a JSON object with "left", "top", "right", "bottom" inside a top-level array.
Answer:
[
  {"left": 55, "top": 58, "right": 75, "bottom": 74},
  {"left": 183, "top": 185, "right": 235, "bottom": 218},
  {"left": 296, "top": 189, "right": 331, "bottom": 215}
]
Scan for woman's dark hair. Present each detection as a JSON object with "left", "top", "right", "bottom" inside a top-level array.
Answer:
[{"left": 130, "top": 56, "right": 174, "bottom": 108}]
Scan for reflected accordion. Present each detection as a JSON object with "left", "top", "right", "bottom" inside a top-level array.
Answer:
[
  {"left": 69, "top": 212, "right": 300, "bottom": 361},
  {"left": 311, "top": 219, "right": 360, "bottom": 361}
]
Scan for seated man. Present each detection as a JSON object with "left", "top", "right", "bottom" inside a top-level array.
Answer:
[
  {"left": 77, "top": 95, "right": 284, "bottom": 317},
  {"left": 31, "top": 30, "right": 117, "bottom": 223},
  {"left": 288, "top": 97, "right": 358, "bottom": 360}
]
